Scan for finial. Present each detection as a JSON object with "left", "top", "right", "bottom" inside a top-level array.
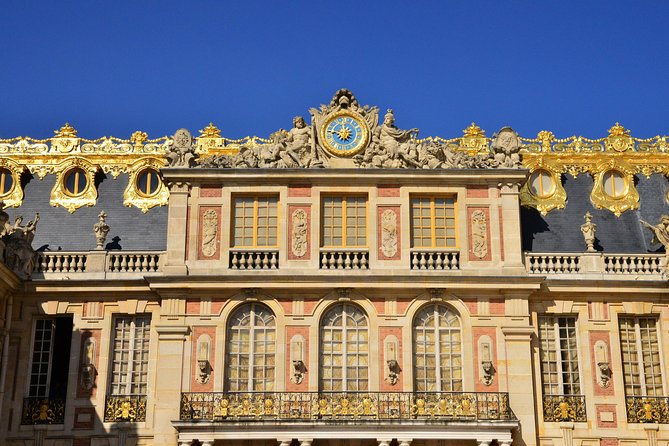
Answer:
[
  {"left": 607, "top": 122, "right": 630, "bottom": 137},
  {"left": 130, "top": 131, "right": 148, "bottom": 146},
  {"left": 54, "top": 123, "right": 78, "bottom": 138},
  {"left": 580, "top": 212, "right": 597, "bottom": 252},
  {"left": 93, "top": 211, "right": 110, "bottom": 250},
  {"left": 463, "top": 122, "right": 485, "bottom": 137},
  {"left": 199, "top": 123, "right": 221, "bottom": 138}
]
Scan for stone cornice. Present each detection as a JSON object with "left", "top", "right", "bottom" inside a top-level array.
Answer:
[{"left": 162, "top": 167, "right": 529, "bottom": 187}]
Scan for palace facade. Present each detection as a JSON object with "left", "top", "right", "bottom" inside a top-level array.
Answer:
[{"left": 0, "top": 90, "right": 667, "bottom": 446}]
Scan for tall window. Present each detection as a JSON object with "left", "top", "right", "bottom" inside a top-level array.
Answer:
[
  {"left": 413, "top": 304, "right": 462, "bottom": 392},
  {"left": 320, "top": 304, "right": 368, "bottom": 391},
  {"left": 411, "top": 196, "right": 456, "bottom": 248},
  {"left": 110, "top": 316, "right": 151, "bottom": 396},
  {"left": 232, "top": 196, "right": 278, "bottom": 248},
  {"left": 538, "top": 316, "right": 581, "bottom": 396},
  {"left": 28, "top": 318, "right": 73, "bottom": 399},
  {"left": 619, "top": 317, "right": 663, "bottom": 396},
  {"left": 225, "top": 303, "right": 276, "bottom": 392},
  {"left": 321, "top": 196, "right": 367, "bottom": 248}
]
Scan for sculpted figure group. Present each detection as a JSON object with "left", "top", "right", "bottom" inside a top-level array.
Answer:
[
  {"left": 200, "top": 116, "right": 322, "bottom": 169},
  {"left": 0, "top": 202, "right": 40, "bottom": 279},
  {"left": 196, "top": 90, "right": 523, "bottom": 170}
]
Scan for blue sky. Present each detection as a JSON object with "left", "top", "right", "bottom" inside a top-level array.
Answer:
[{"left": 1, "top": 1, "right": 668, "bottom": 141}]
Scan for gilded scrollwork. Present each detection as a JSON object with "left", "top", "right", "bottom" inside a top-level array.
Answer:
[
  {"left": 520, "top": 123, "right": 667, "bottom": 216},
  {"left": 122, "top": 158, "right": 169, "bottom": 212},
  {"left": 519, "top": 157, "right": 567, "bottom": 215},
  {"left": 590, "top": 159, "right": 639, "bottom": 216},
  {"left": 50, "top": 158, "right": 99, "bottom": 213},
  {"left": 104, "top": 395, "right": 147, "bottom": 422}
]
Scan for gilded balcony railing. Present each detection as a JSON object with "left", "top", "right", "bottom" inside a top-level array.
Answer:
[
  {"left": 104, "top": 395, "right": 147, "bottom": 422},
  {"left": 21, "top": 397, "right": 66, "bottom": 425},
  {"left": 542, "top": 395, "right": 587, "bottom": 422},
  {"left": 180, "top": 391, "right": 515, "bottom": 422},
  {"left": 626, "top": 396, "right": 669, "bottom": 423}
]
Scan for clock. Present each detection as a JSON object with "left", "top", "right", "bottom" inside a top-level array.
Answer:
[{"left": 320, "top": 111, "right": 369, "bottom": 157}]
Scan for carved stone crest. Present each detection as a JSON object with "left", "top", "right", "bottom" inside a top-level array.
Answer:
[
  {"left": 381, "top": 209, "right": 398, "bottom": 258},
  {"left": 491, "top": 127, "right": 522, "bottom": 168},
  {"left": 201, "top": 209, "right": 218, "bottom": 258},
  {"left": 471, "top": 210, "right": 488, "bottom": 259},
  {"left": 291, "top": 209, "right": 308, "bottom": 258},
  {"left": 167, "top": 128, "right": 196, "bottom": 167}
]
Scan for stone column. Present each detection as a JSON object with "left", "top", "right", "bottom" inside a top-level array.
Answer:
[
  {"left": 152, "top": 325, "right": 190, "bottom": 445},
  {"left": 398, "top": 440, "right": 412, "bottom": 446},
  {"left": 501, "top": 326, "right": 537, "bottom": 446},
  {"left": 477, "top": 441, "right": 490, "bottom": 446},
  {"left": 299, "top": 440, "right": 313, "bottom": 446},
  {"left": 200, "top": 441, "right": 215, "bottom": 446},
  {"left": 164, "top": 182, "right": 190, "bottom": 275},
  {"left": 499, "top": 183, "right": 524, "bottom": 270},
  {"left": 378, "top": 440, "right": 391, "bottom": 446},
  {"left": 278, "top": 440, "right": 292, "bottom": 446}
]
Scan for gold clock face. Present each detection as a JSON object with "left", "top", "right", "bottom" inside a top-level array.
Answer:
[{"left": 320, "top": 111, "right": 369, "bottom": 157}]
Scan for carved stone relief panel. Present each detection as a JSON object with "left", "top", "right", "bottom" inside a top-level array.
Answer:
[
  {"left": 377, "top": 206, "right": 400, "bottom": 260},
  {"left": 468, "top": 207, "right": 491, "bottom": 261},
  {"left": 288, "top": 205, "right": 311, "bottom": 260},
  {"left": 198, "top": 207, "right": 220, "bottom": 260}
]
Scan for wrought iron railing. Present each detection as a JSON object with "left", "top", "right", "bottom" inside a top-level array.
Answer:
[
  {"left": 21, "top": 397, "right": 66, "bottom": 425},
  {"left": 180, "top": 391, "right": 515, "bottom": 422},
  {"left": 542, "top": 395, "right": 587, "bottom": 422},
  {"left": 626, "top": 396, "right": 669, "bottom": 423},
  {"left": 104, "top": 395, "right": 147, "bottom": 422}
]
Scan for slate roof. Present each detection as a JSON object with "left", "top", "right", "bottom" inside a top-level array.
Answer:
[
  {"left": 8, "top": 165, "right": 667, "bottom": 255},
  {"left": 521, "top": 173, "right": 668, "bottom": 253},
  {"left": 10, "top": 172, "right": 168, "bottom": 252}
]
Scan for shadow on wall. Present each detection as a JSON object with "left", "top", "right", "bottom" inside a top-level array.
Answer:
[{"left": 4, "top": 320, "right": 140, "bottom": 446}]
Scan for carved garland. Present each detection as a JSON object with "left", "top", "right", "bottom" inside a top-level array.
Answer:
[{"left": 381, "top": 209, "right": 398, "bottom": 258}]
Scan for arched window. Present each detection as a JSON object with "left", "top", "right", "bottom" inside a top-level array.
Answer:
[
  {"left": 320, "top": 303, "right": 368, "bottom": 391},
  {"left": 413, "top": 304, "right": 462, "bottom": 392},
  {"left": 225, "top": 303, "right": 275, "bottom": 392}
]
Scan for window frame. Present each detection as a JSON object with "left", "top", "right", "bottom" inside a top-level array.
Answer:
[
  {"left": 412, "top": 304, "right": 463, "bottom": 392},
  {"left": 230, "top": 194, "right": 280, "bottom": 249},
  {"left": 410, "top": 195, "right": 458, "bottom": 249},
  {"left": 320, "top": 194, "right": 368, "bottom": 249},
  {"left": 108, "top": 315, "right": 152, "bottom": 397},
  {"left": 538, "top": 315, "right": 582, "bottom": 396},
  {"left": 224, "top": 303, "right": 276, "bottom": 392},
  {"left": 27, "top": 319, "right": 56, "bottom": 398},
  {"left": 319, "top": 303, "right": 369, "bottom": 392},
  {"left": 619, "top": 315, "right": 665, "bottom": 397}
]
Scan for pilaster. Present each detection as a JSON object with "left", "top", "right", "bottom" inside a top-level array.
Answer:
[
  {"left": 502, "top": 325, "right": 537, "bottom": 446},
  {"left": 153, "top": 324, "right": 189, "bottom": 445},
  {"left": 164, "top": 181, "right": 191, "bottom": 275}
]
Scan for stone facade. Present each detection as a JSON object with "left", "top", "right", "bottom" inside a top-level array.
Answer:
[{"left": 0, "top": 91, "right": 667, "bottom": 446}]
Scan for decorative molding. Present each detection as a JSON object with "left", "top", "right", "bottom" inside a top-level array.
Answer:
[
  {"left": 380, "top": 209, "right": 398, "bottom": 258},
  {"left": 471, "top": 210, "right": 488, "bottom": 259},
  {"left": 291, "top": 209, "right": 308, "bottom": 258}
]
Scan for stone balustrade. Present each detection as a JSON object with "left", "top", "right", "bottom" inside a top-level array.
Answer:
[
  {"left": 410, "top": 250, "right": 460, "bottom": 270},
  {"left": 525, "top": 252, "right": 666, "bottom": 279},
  {"left": 319, "top": 249, "right": 369, "bottom": 270},
  {"left": 34, "top": 250, "right": 165, "bottom": 278},
  {"left": 229, "top": 249, "right": 280, "bottom": 270}
]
